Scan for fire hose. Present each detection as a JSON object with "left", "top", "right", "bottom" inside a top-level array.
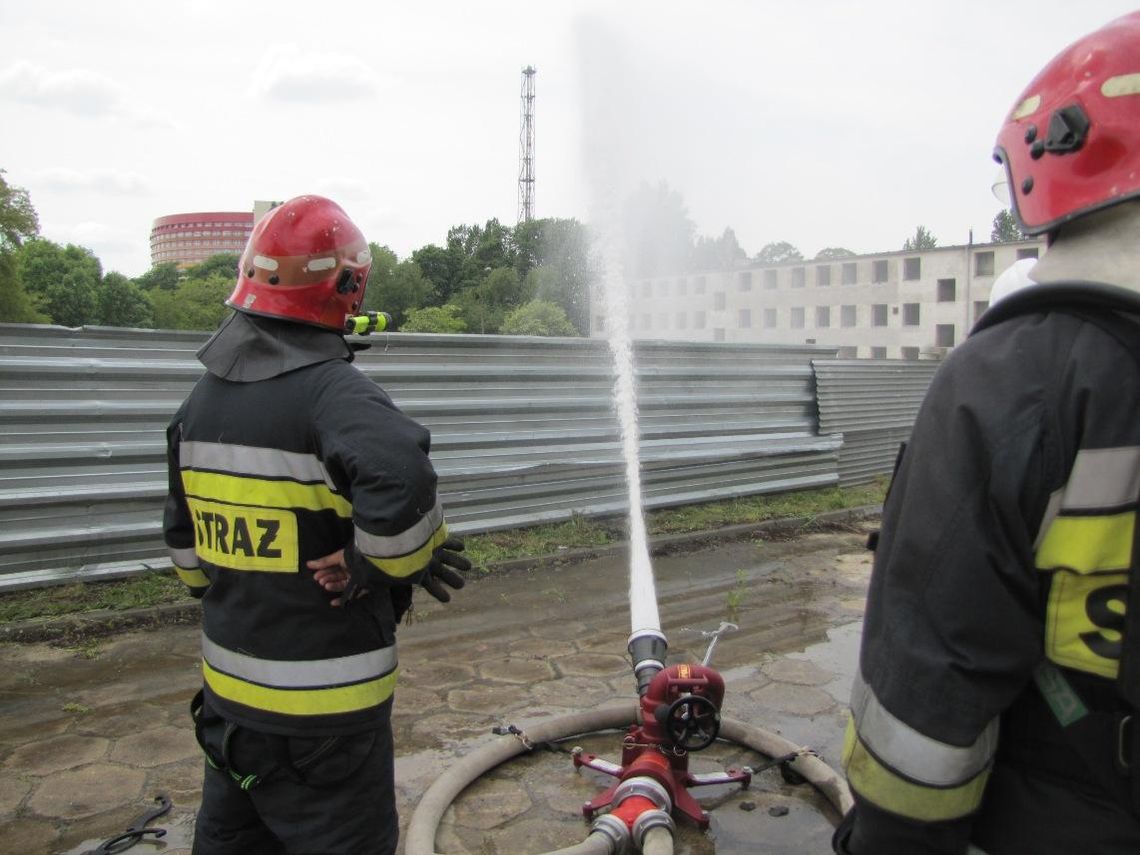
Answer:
[{"left": 403, "top": 700, "right": 851, "bottom": 855}]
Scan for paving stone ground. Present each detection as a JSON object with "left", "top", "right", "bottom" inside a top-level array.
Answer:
[{"left": 0, "top": 524, "right": 873, "bottom": 855}]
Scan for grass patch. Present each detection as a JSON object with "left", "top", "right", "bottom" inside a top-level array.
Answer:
[{"left": 0, "top": 482, "right": 884, "bottom": 626}]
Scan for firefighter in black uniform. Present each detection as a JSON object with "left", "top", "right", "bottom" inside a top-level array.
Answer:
[
  {"left": 834, "top": 13, "right": 1140, "bottom": 855},
  {"left": 163, "top": 195, "right": 468, "bottom": 855}
]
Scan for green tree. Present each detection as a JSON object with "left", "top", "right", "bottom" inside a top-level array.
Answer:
[
  {"left": 691, "top": 227, "right": 747, "bottom": 271},
  {"left": 97, "top": 272, "right": 153, "bottom": 327},
  {"left": 501, "top": 300, "right": 578, "bottom": 336},
  {"left": 902, "top": 225, "right": 938, "bottom": 251},
  {"left": 755, "top": 241, "right": 803, "bottom": 264},
  {"left": 411, "top": 244, "right": 466, "bottom": 304},
  {"left": 185, "top": 253, "right": 240, "bottom": 281},
  {"left": 0, "top": 170, "right": 45, "bottom": 323},
  {"left": 401, "top": 304, "right": 467, "bottom": 333},
  {"left": 363, "top": 244, "right": 434, "bottom": 325},
  {"left": 0, "top": 169, "right": 39, "bottom": 252},
  {"left": 453, "top": 267, "right": 528, "bottom": 334},
  {"left": 0, "top": 252, "right": 48, "bottom": 323},
  {"left": 150, "top": 274, "right": 232, "bottom": 330},
  {"left": 990, "top": 209, "right": 1025, "bottom": 243},
  {"left": 133, "top": 262, "right": 182, "bottom": 291},
  {"left": 814, "top": 247, "right": 856, "bottom": 260},
  {"left": 17, "top": 239, "right": 102, "bottom": 326},
  {"left": 511, "top": 218, "right": 595, "bottom": 335}
]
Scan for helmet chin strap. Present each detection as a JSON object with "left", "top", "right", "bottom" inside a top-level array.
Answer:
[{"left": 1032, "top": 201, "right": 1140, "bottom": 295}]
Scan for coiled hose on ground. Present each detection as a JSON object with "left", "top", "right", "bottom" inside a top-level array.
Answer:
[{"left": 404, "top": 700, "right": 852, "bottom": 855}]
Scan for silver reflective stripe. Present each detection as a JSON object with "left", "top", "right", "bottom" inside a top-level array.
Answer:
[
  {"left": 851, "top": 670, "right": 998, "bottom": 787},
  {"left": 181, "top": 441, "right": 335, "bottom": 488},
  {"left": 355, "top": 499, "right": 444, "bottom": 557},
  {"left": 201, "top": 634, "right": 397, "bottom": 688},
  {"left": 1057, "top": 447, "right": 1140, "bottom": 511},
  {"left": 168, "top": 546, "right": 199, "bottom": 568}
]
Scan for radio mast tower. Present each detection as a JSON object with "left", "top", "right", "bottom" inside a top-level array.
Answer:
[{"left": 517, "top": 65, "right": 536, "bottom": 223}]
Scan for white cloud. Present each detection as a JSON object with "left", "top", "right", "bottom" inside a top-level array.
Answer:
[
  {"left": 33, "top": 167, "right": 150, "bottom": 195},
  {"left": 249, "top": 45, "right": 383, "bottom": 103},
  {"left": 0, "top": 61, "right": 122, "bottom": 117}
]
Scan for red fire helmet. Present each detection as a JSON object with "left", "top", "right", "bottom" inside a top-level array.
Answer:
[
  {"left": 227, "top": 195, "right": 372, "bottom": 330},
  {"left": 994, "top": 11, "right": 1140, "bottom": 236}
]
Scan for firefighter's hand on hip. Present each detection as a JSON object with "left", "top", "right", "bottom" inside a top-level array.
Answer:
[{"left": 307, "top": 549, "right": 367, "bottom": 606}]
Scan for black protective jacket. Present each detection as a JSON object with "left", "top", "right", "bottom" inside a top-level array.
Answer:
[
  {"left": 837, "top": 284, "right": 1140, "bottom": 854},
  {"left": 163, "top": 315, "right": 449, "bottom": 736}
]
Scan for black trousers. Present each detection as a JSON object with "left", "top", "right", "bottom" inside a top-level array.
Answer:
[{"left": 191, "top": 713, "right": 397, "bottom": 855}]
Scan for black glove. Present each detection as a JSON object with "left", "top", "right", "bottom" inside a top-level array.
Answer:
[{"left": 421, "top": 536, "right": 470, "bottom": 603}]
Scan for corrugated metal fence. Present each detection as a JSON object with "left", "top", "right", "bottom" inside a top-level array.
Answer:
[
  {"left": 813, "top": 359, "right": 941, "bottom": 486},
  {"left": 0, "top": 325, "right": 940, "bottom": 590}
]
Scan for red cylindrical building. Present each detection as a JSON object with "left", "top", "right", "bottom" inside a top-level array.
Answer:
[{"left": 150, "top": 211, "right": 255, "bottom": 269}]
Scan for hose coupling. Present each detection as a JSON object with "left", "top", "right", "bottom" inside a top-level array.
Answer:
[
  {"left": 591, "top": 813, "right": 631, "bottom": 854},
  {"left": 613, "top": 776, "right": 671, "bottom": 811},
  {"left": 632, "top": 809, "right": 675, "bottom": 847}
]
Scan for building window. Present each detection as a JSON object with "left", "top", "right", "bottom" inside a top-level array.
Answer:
[
  {"left": 837, "top": 346, "right": 858, "bottom": 359},
  {"left": 816, "top": 265, "right": 831, "bottom": 287},
  {"left": 816, "top": 305, "right": 831, "bottom": 328},
  {"left": 676, "top": 277, "right": 687, "bottom": 295},
  {"left": 759, "top": 269, "right": 775, "bottom": 289},
  {"left": 791, "top": 307, "right": 806, "bottom": 329},
  {"left": 841, "top": 305, "right": 857, "bottom": 327},
  {"left": 695, "top": 276, "right": 707, "bottom": 294},
  {"left": 676, "top": 313, "right": 687, "bottom": 329},
  {"left": 595, "top": 316, "right": 605, "bottom": 332},
  {"left": 871, "top": 304, "right": 888, "bottom": 326},
  {"left": 975, "top": 251, "right": 995, "bottom": 276},
  {"left": 871, "top": 346, "right": 887, "bottom": 359},
  {"left": 714, "top": 328, "right": 725, "bottom": 342},
  {"left": 903, "top": 257, "right": 921, "bottom": 280},
  {"left": 658, "top": 280, "right": 670, "bottom": 297},
  {"left": 1017, "top": 247, "right": 1039, "bottom": 260},
  {"left": 872, "top": 259, "right": 889, "bottom": 283},
  {"left": 901, "top": 346, "right": 920, "bottom": 360},
  {"left": 739, "top": 308, "right": 751, "bottom": 328},
  {"left": 842, "top": 262, "right": 857, "bottom": 285},
  {"left": 936, "top": 324, "right": 956, "bottom": 347},
  {"left": 973, "top": 300, "right": 989, "bottom": 318},
  {"left": 658, "top": 313, "right": 670, "bottom": 329},
  {"left": 903, "top": 303, "right": 921, "bottom": 325},
  {"left": 641, "top": 282, "right": 652, "bottom": 297},
  {"left": 694, "top": 311, "right": 706, "bottom": 329},
  {"left": 763, "top": 308, "right": 777, "bottom": 328},
  {"left": 738, "top": 271, "right": 753, "bottom": 291},
  {"left": 791, "top": 267, "right": 806, "bottom": 288},
  {"left": 937, "top": 279, "right": 956, "bottom": 302},
  {"left": 714, "top": 292, "right": 726, "bottom": 310}
]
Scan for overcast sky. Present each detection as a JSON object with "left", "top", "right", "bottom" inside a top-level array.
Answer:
[{"left": 1, "top": 1, "right": 1135, "bottom": 278}]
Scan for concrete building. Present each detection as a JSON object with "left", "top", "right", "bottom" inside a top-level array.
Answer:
[
  {"left": 593, "top": 238, "right": 1047, "bottom": 359},
  {"left": 149, "top": 201, "right": 281, "bottom": 269}
]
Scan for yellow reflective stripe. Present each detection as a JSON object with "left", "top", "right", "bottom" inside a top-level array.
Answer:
[
  {"left": 182, "top": 470, "right": 351, "bottom": 516},
  {"left": 203, "top": 660, "right": 397, "bottom": 716},
  {"left": 363, "top": 522, "right": 448, "bottom": 579},
  {"left": 175, "top": 565, "right": 210, "bottom": 589},
  {"left": 1045, "top": 570, "right": 1128, "bottom": 679},
  {"left": 842, "top": 718, "right": 990, "bottom": 822},
  {"left": 1035, "top": 512, "right": 1135, "bottom": 574}
]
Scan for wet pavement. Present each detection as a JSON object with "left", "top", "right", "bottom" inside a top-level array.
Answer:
[{"left": 0, "top": 521, "right": 874, "bottom": 855}]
